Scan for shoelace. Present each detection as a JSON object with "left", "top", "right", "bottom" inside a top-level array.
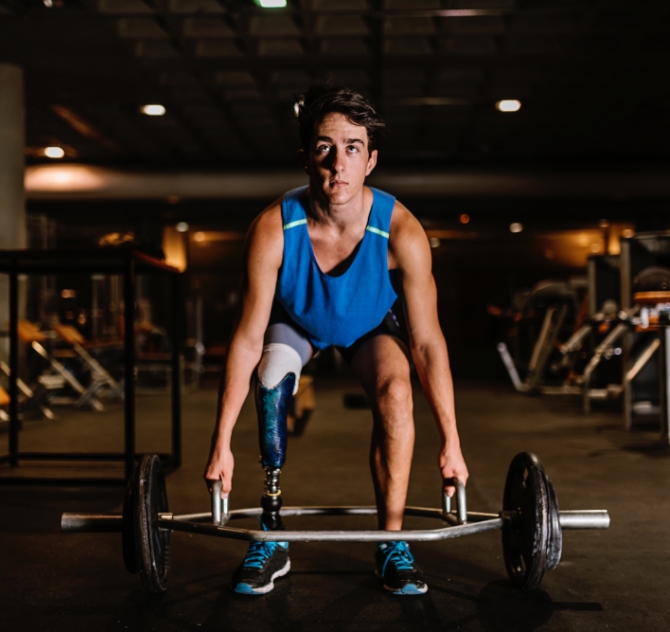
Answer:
[
  {"left": 380, "top": 541, "right": 415, "bottom": 576},
  {"left": 242, "top": 541, "right": 280, "bottom": 569}
]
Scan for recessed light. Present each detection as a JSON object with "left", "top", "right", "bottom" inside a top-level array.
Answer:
[
  {"left": 140, "top": 104, "right": 166, "bottom": 116},
  {"left": 459, "top": 214, "right": 470, "bottom": 224},
  {"left": 496, "top": 100, "right": 522, "bottom": 113},
  {"left": 510, "top": 222, "right": 523, "bottom": 233},
  {"left": 256, "top": 0, "right": 287, "bottom": 7},
  {"left": 176, "top": 222, "right": 189, "bottom": 233},
  {"left": 193, "top": 231, "right": 206, "bottom": 242},
  {"left": 44, "top": 146, "right": 65, "bottom": 159}
]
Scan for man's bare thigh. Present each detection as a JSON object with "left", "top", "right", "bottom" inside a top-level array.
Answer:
[{"left": 350, "top": 334, "right": 411, "bottom": 394}]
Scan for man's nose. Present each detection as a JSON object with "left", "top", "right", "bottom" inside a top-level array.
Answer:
[{"left": 330, "top": 148, "right": 345, "bottom": 173}]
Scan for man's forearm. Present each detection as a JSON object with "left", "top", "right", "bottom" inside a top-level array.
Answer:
[
  {"left": 411, "top": 339, "right": 459, "bottom": 444},
  {"left": 211, "top": 337, "right": 263, "bottom": 450}
]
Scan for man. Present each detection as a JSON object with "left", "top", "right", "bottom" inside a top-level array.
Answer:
[{"left": 204, "top": 85, "right": 468, "bottom": 596}]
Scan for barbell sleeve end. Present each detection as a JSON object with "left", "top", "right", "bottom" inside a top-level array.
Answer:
[
  {"left": 61, "top": 513, "right": 123, "bottom": 533},
  {"left": 559, "top": 510, "right": 610, "bottom": 530}
]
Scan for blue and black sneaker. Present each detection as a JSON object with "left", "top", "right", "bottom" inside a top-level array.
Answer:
[
  {"left": 232, "top": 540, "right": 290, "bottom": 595},
  {"left": 375, "top": 541, "right": 428, "bottom": 595}
]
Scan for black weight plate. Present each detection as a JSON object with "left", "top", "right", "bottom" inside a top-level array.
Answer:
[
  {"left": 541, "top": 470, "right": 563, "bottom": 572},
  {"left": 134, "top": 454, "right": 171, "bottom": 593},
  {"left": 502, "top": 452, "right": 549, "bottom": 591},
  {"left": 122, "top": 468, "right": 138, "bottom": 574}
]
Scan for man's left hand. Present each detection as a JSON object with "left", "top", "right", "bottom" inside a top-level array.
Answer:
[{"left": 439, "top": 444, "right": 469, "bottom": 497}]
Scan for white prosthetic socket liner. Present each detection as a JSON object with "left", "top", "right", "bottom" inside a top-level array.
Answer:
[{"left": 258, "top": 342, "right": 303, "bottom": 395}]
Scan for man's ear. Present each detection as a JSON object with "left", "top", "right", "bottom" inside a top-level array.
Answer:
[
  {"left": 297, "top": 149, "right": 310, "bottom": 175},
  {"left": 365, "top": 149, "right": 378, "bottom": 176}
]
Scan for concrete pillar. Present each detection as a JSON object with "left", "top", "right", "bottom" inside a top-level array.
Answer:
[{"left": 0, "top": 64, "right": 26, "bottom": 361}]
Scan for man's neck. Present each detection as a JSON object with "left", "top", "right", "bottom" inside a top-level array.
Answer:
[{"left": 307, "top": 186, "right": 370, "bottom": 230}]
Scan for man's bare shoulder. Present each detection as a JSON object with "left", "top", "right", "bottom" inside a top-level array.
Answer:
[
  {"left": 388, "top": 200, "right": 430, "bottom": 270},
  {"left": 249, "top": 197, "right": 283, "bottom": 242},
  {"left": 245, "top": 197, "right": 284, "bottom": 269}
]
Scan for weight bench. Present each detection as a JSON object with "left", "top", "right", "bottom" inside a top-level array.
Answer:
[
  {"left": 0, "top": 359, "right": 55, "bottom": 420},
  {"left": 52, "top": 324, "right": 124, "bottom": 402},
  {"left": 0, "top": 385, "right": 8, "bottom": 425},
  {"left": 16, "top": 320, "right": 104, "bottom": 412}
]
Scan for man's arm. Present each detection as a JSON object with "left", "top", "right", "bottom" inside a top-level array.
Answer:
[
  {"left": 389, "top": 203, "right": 469, "bottom": 495},
  {"left": 203, "top": 202, "right": 284, "bottom": 497}
]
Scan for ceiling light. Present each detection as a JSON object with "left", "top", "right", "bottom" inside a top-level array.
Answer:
[
  {"left": 459, "top": 214, "right": 470, "bottom": 224},
  {"left": 622, "top": 228, "right": 635, "bottom": 238},
  {"left": 496, "top": 100, "right": 522, "bottom": 113},
  {"left": 255, "top": 0, "right": 287, "bottom": 7},
  {"left": 429, "top": 237, "right": 441, "bottom": 249},
  {"left": 510, "top": 222, "right": 523, "bottom": 233},
  {"left": 176, "top": 222, "right": 189, "bottom": 233},
  {"left": 140, "top": 104, "right": 166, "bottom": 116},
  {"left": 44, "top": 146, "right": 65, "bottom": 159},
  {"left": 193, "top": 231, "right": 206, "bottom": 242}
]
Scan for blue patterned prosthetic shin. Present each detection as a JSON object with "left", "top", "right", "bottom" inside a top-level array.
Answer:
[{"left": 256, "top": 372, "right": 295, "bottom": 469}]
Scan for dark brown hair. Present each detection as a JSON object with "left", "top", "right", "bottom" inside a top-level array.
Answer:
[{"left": 295, "top": 85, "right": 387, "bottom": 153}]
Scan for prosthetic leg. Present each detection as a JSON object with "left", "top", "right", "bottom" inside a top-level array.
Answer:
[
  {"left": 231, "top": 339, "right": 305, "bottom": 594},
  {"left": 256, "top": 371, "right": 295, "bottom": 531}
]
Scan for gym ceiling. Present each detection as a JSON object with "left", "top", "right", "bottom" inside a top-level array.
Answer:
[{"left": 2, "top": 0, "right": 670, "bottom": 172}]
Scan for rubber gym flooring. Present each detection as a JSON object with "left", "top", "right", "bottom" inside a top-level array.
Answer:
[{"left": 0, "top": 378, "right": 668, "bottom": 631}]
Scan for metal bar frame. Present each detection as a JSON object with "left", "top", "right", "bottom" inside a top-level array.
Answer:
[
  {"left": 0, "top": 249, "right": 182, "bottom": 486},
  {"left": 123, "top": 253, "right": 136, "bottom": 482},
  {"left": 8, "top": 260, "right": 19, "bottom": 466},
  {"left": 61, "top": 505, "right": 610, "bottom": 541},
  {"left": 170, "top": 272, "right": 182, "bottom": 469}
]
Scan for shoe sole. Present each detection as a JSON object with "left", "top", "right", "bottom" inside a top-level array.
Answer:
[
  {"left": 375, "top": 569, "right": 428, "bottom": 595},
  {"left": 233, "top": 559, "right": 291, "bottom": 595}
]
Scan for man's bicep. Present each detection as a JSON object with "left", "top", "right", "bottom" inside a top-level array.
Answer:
[
  {"left": 234, "top": 211, "right": 283, "bottom": 346},
  {"left": 396, "top": 226, "right": 442, "bottom": 346},
  {"left": 402, "top": 268, "right": 442, "bottom": 347}
]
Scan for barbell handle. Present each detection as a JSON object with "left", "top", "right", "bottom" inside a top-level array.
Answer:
[
  {"left": 442, "top": 478, "right": 467, "bottom": 524},
  {"left": 211, "top": 480, "right": 229, "bottom": 525}
]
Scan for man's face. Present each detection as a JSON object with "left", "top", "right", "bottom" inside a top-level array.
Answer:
[{"left": 301, "top": 112, "right": 378, "bottom": 207}]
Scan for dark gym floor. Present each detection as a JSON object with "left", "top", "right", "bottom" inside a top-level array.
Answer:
[{"left": 0, "top": 378, "right": 668, "bottom": 631}]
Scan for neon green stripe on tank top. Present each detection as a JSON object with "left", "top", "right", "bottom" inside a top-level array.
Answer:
[
  {"left": 366, "top": 226, "right": 390, "bottom": 239},
  {"left": 283, "top": 219, "right": 308, "bottom": 230}
]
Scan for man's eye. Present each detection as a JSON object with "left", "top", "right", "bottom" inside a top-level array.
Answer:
[
  {"left": 347, "top": 145, "right": 359, "bottom": 152},
  {"left": 316, "top": 145, "right": 330, "bottom": 153}
]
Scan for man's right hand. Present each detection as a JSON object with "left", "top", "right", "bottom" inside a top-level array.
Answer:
[{"left": 204, "top": 446, "right": 235, "bottom": 498}]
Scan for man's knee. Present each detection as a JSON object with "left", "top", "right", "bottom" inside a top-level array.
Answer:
[{"left": 375, "top": 375, "right": 413, "bottom": 416}]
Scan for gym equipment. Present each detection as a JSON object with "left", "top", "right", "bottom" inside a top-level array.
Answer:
[
  {"left": 0, "top": 359, "right": 54, "bottom": 420},
  {"left": 620, "top": 233, "right": 670, "bottom": 432},
  {"left": 496, "top": 279, "right": 586, "bottom": 395},
  {"left": 0, "top": 385, "right": 9, "bottom": 425},
  {"left": 61, "top": 451, "right": 609, "bottom": 594},
  {"left": 15, "top": 320, "right": 105, "bottom": 412},
  {"left": 52, "top": 324, "right": 124, "bottom": 403},
  {"left": 630, "top": 292, "right": 670, "bottom": 442},
  {"left": 0, "top": 247, "right": 182, "bottom": 485}
]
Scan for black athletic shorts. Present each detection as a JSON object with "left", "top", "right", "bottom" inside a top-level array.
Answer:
[{"left": 267, "top": 301, "right": 409, "bottom": 366}]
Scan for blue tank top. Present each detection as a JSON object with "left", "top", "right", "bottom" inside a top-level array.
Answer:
[{"left": 276, "top": 186, "right": 398, "bottom": 349}]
